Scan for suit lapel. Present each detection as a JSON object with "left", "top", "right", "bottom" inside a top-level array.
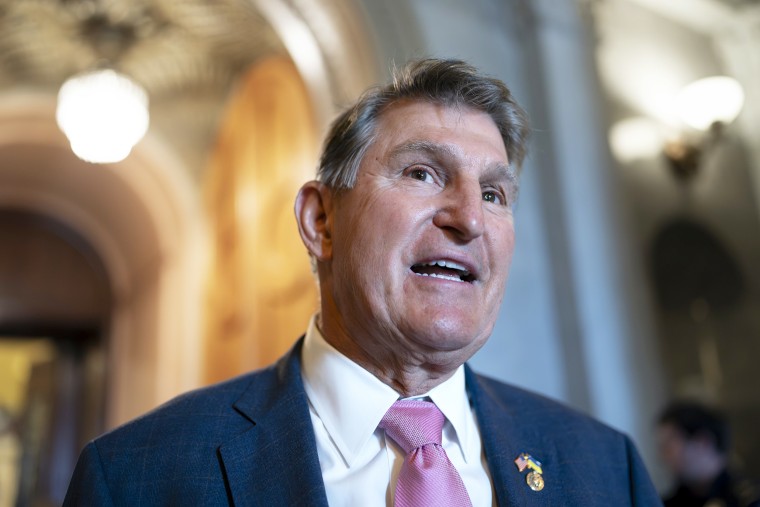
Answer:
[
  {"left": 216, "top": 343, "right": 566, "bottom": 506},
  {"left": 219, "top": 339, "right": 329, "bottom": 507},
  {"left": 466, "top": 367, "right": 557, "bottom": 506}
]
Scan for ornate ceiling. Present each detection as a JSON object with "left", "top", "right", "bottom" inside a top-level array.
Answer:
[
  {"left": 0, "top": 0, "right": 284, "bottom": 95},
  {"left": 0, "top": 0, "right": 291, "bottom": 180}
]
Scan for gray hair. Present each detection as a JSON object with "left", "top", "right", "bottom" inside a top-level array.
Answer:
[{"left": 317, "top": 58, "right": 530, "bottom": 189}]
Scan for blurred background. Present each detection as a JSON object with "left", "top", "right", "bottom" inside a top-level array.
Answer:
[{"left": 0, "top": 0, "right": 758, "bottom": 504}]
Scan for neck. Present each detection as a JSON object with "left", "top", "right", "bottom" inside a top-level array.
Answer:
[
  {"left": 358, "top": 355, "right": 459, "bottom": 397},
  {"left": 317, "top": 316, "right": 462, "bottom": 397}
]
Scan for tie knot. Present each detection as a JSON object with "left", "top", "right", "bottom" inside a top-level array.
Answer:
[{"left": 379, "top": 399, "right": 445, "bottom": 453}]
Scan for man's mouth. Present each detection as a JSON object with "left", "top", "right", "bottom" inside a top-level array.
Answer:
[{"left": 410, "top": 260, "right": 475, "bottom": 283}]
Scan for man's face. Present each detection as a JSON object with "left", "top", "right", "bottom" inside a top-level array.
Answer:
[{"left": 321, "top": 100, "right": 516, "bottom": 371}]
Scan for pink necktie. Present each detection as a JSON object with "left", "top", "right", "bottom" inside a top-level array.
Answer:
[{"left": 380, "top": 399, "right": 473, "bottom": 507}]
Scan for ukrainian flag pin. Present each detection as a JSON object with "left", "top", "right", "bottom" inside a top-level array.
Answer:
[{"left": 514, "top": 453, "right": 545, "bottom": 491}]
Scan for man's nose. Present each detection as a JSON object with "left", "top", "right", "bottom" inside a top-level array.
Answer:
[{"left": 432, "top": 181, "right": 485, "bottom": 241}]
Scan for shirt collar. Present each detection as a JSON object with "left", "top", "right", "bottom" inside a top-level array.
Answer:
[
  {"left": 300, "top": 315, "right": 477, "bottom": 467},
  {"left": 426, "top": 364, "right": 477, "bottom": 464}
]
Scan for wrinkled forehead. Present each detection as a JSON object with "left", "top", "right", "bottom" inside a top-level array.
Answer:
[{"left": 369, "top": 100, "right": 509, "bottom": 165}]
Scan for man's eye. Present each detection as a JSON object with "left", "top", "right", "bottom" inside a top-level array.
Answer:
[
  {"left": 482, "top": 191, "right": 504, "bottom": 205},
  {"left": 409, "top": 168, "right": 432, "bottom": 182}
]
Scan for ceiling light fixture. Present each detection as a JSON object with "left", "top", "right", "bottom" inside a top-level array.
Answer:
[
  {"left": 56, "top": 68, "right": 149, "bottom": 164},
  {"left": 610, "top": 75, "right": 744, "bottom": 182},
  {"left": 664, "top": 76, "right": 743, "bottom": 180},
  {"left": 675, "top": 76, "right": 744, "bottom": 131}
]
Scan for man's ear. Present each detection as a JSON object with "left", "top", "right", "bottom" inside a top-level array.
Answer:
[{"left": 294, "top": 180, "right": 333, "bottom": 261}]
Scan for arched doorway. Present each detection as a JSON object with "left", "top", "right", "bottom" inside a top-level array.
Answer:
[
  {"left": 0, "top": 99, "right": 206, "bottom": 425},
  {"left": 0, "top": 209, "right": 109, "bottom": 505}
]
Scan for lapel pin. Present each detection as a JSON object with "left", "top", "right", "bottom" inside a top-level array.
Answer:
[{"left": 514, "top": 453, "right": 545, "bottom": 492}]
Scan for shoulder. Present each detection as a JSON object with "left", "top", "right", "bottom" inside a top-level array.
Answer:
[
  {"left": 95, "top": 364, "right": 277, "bottom": 453},
  {"left": 96, "top": 338, "right": 308, "bottom": 451},
  {"left": 469, "top": 371, "right": 662, "bottom": 504},
  {"left": 66, "top": 343, "right": 311, "bottom": 503},
  {"left": 470, "top": 370, "right": 619, "bottom": 437},
  {"left": 65, "top": 369, "right": 279, "bottom": 504},
  {"left": 468, "top": 370, "right": 645, "bottom": 474}
]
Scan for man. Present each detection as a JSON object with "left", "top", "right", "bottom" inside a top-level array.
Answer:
[
  {"left": 658, "top": 401, "right": 760, "bottom": 507},
  {"left": 64, "top": 58, "right": 661, "bottom": 506}
]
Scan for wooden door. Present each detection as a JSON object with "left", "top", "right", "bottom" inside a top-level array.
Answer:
[{"left": 204, "top": 56, "right": 319, "bottom": 383}]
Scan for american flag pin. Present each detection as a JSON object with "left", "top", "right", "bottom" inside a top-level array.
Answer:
[{"left": 514, "top": 453, "right": 543, "bottom": 475}]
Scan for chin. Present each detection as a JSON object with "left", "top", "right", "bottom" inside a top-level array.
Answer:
[{"left": 410, "top": 314, "right": 491, "bottom": 355}]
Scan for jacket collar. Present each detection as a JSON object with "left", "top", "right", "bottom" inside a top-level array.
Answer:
[
  {"left": 466, "top": 365, "right": 553, "bottom": 506},
  {"left": 218, "top": 338, "right": 329, "bottom": 507},
  {"left": 217, "top": 340, "right": 555, "bottom": 506}
]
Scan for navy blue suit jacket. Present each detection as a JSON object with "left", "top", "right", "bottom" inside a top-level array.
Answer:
[{"left": 64, "top": 339, "right": 662, "bottom": 506}]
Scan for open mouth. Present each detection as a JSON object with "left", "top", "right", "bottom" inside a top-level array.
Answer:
[{"left": 410, "top": 260, "right": 475, "bottom": 283}]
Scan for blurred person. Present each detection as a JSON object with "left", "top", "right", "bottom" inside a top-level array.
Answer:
[
  {"left": 64, "top": 58, "right": 661, "bottom": 506},
  {"left": 658, "top": 401, "right": 760, "bottom": 507}
]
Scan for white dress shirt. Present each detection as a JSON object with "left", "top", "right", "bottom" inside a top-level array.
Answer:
[{"left": 300, "top": 316, "right": 495, "bottom": 506}]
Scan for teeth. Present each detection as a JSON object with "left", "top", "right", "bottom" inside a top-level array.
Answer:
[
  {"left": 416, "top": 272, "right": 465, "bottom": 283},
  {"left": 422, "top": 260, "right": 470, "bottom": 274}
]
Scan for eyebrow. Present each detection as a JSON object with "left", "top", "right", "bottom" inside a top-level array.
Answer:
[{"left": 389, "top": 140, "right": 516, "bottom": 184}]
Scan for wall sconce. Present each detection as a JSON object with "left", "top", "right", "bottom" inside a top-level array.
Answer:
[
  {"left": 610, "top": 76, "right": 744, "bottom": 181},
  {"left": 56, "top": 68, "right": 150, "bottom": 164}
]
